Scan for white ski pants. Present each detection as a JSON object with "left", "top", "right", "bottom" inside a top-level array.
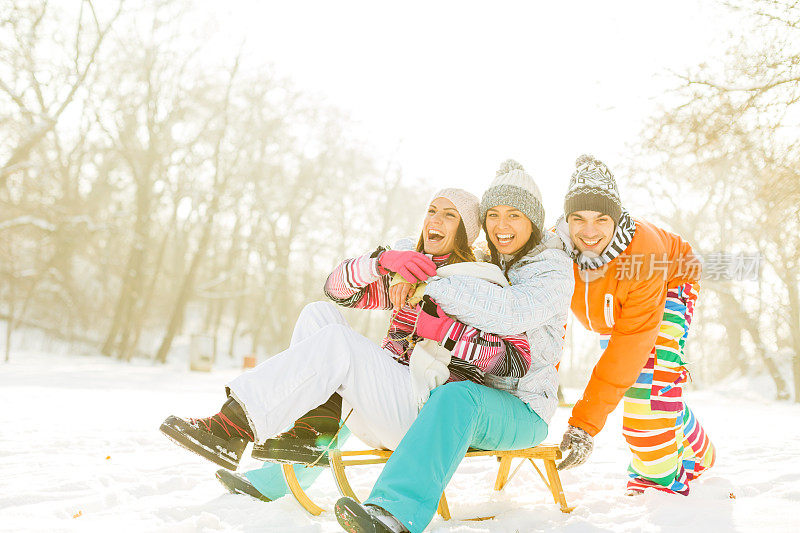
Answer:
[{"left": 227, "top": 301, "right": 418, "bottom": 450}]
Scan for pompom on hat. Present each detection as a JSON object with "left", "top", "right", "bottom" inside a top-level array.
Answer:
[
  {"left": 429, "top": 188, "right": 481, "bottom": 246},
  {"left": 480, "top": 159, "right": 545, "bottom": 236},
  {"left": 564, "top": 154, "right": 622, "bottom": 224}
]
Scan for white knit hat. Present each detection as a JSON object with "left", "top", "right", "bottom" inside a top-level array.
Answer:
[
  {"left": 430, "top": 188, "right": 480, "bottom": 246},
  {"left": 480, "top": 159, "right": 545, "bottom": 236}
]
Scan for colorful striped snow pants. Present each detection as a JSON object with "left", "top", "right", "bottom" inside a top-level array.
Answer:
[{"left": 603, "top": 283, "right": 715, "bottom": 495}]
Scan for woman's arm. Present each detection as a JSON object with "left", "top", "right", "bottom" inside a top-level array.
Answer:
[
  {"left": 425, "top": 248, "right": 574, "bottom": 335},
  {"left": 324, "top": 247, "right": 392, "bottom": 310},
  {"left": 415, "top": 297, "right": 531, "bottom": 378},
  {"left": 444, "top": 322, "right": 531, "bottom": 378}
]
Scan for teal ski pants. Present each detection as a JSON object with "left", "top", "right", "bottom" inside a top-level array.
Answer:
[
  {"left": 243, "top": 426, "right": 351, "bottom": 500},
  {"left": 365, "top": 381, "right": 548, "bottom": 533}
]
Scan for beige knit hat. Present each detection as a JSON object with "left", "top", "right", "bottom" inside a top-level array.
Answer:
[
  {"left": 430, "top": 188, "right": 480, "bottom": 246},
  {"left": 480, "top": 159, "right": 545, "bottom": 236}
]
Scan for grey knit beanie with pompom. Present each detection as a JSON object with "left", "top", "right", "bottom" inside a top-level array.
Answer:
[
  {"left": 480, "top": 159, "right": 545, "bottom": 236},
  {"left": 564, "top": 154, "right": 622, "bottom": 224}
]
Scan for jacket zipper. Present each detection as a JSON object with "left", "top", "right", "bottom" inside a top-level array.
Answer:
[
  {"left": 604, "top": 293, "right": 615, "bottom": 328},
  {"left": 584, "top": 282, "right": 593, "bottom": 330}
]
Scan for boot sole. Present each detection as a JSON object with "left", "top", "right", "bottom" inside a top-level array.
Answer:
[
  {"left": 251, "top": 438, "right": 336, "bottom": 466},
  {"left": 334, "top": 497, "right": 393, "bottom": 533},
  {"left": 215, "top": 469, "right": 272, "bottom": 502},
  {"left": 159, "top": 416, "right": 242, "bottom": 471}
]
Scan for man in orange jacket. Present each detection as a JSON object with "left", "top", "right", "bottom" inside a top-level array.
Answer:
[{"left": 554, "top": 155, "right": 715, "bottom": 495}]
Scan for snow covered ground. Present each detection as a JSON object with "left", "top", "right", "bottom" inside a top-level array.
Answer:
[{"left": 1, "top": 349, "right": 799, "bottom": 532}]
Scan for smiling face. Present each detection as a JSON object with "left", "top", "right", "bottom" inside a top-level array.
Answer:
[
  {"left": 485, "top": 205, "right": 534, "bottom": 255},
  {"left": 422, "top": 197, "right": 462, "bottom": 256},
  {"left": 567, "top": 210, "right": 615, "bottom": 254}
]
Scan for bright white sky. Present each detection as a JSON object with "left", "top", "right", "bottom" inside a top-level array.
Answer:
[{"left": 203, "top": 0, "right": 739, "bottom": 224}]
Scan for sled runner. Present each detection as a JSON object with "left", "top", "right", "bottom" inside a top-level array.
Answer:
[{"left": 280, "top": 444, "right": 574, "bottom": 519}]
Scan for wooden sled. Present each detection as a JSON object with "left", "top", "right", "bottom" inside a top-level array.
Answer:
[{"left": 280, "top": 444, "right": 574, "bottom": 520}]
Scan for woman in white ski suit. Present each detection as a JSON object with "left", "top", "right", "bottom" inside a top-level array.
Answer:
[{"left": 160, "top": 187, "right": 536, "bottom": 471}]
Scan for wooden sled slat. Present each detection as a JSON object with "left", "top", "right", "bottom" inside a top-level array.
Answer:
[
  {"left": 436, "top": 493, "right": 451, "bottom": 520},
  {"left": 282, "top": 463, "right": 324, "bottom": 516},
  {"left": 543, "top": 455, "right": 575, "bottom": 513},
  {"left": 494, "top": 455, "right": 513, "bottom": 491},
  {"left": 330, "top": 450, "right": 360, "bottom": 502},
  {"left": 280, "top": 444, "right": 574, "bottom": 520},
  {"left": 327, "top": 444, "right": 574, "bottom": 520}
]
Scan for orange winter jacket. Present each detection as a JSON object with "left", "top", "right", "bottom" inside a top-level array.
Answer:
[{"left": 568, "top": 219, "right": 701, "bottom": 436}]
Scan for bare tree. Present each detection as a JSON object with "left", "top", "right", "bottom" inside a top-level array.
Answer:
[
  {"left": 96, "top": 1, "right": 215, "bottom": 359},
  {"left": 0, "top": 0, "right": 123, "bottom": 189},
  {"left": 0, "top": 0, "right": 425, "bottom": 367},
  {"left": 154, "top": 52, "right": 242, "bottom": 363},
  {"left": 1, "top": 1, "right": 124, "bottom": 358},
  {"left": 633, "top": 0, "right": 800, "bottom": 400}
]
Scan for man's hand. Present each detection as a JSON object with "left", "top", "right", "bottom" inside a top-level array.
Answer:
[{"left": 557, "top": 425, "right": 594, "bottom": 470}]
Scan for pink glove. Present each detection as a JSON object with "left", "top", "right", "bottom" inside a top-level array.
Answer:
[
  {"left": 378, "top": 250, "right": 437, "bottom": 283},
  {"left": 415, "top": 296, "right": 455, "bottom": 343}
]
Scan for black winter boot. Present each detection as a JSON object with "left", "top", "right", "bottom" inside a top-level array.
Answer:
[
  {"left": 251, "top": 393, "right": 342, "bottom": 466},
  {"left": 334, "top": 497, "right": 409, "bottom": 533},
  {"left": 160, "top": 397, "right": 253, "bottom": 470},
  {"left": 215, "top": 469, "right": 271, "bottom": 502}
]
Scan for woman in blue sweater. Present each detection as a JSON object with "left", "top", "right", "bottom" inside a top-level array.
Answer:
[{"left": 335, "top": 160, "right": 575, "bottom": 533}]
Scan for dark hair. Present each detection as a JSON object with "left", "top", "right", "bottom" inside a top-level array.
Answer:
[
  {"left": 483, "top": 221, "right": 542, "bottom": 274},
  {"left": 416, "top": 220, "right": 476, "bottom": 265}
]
